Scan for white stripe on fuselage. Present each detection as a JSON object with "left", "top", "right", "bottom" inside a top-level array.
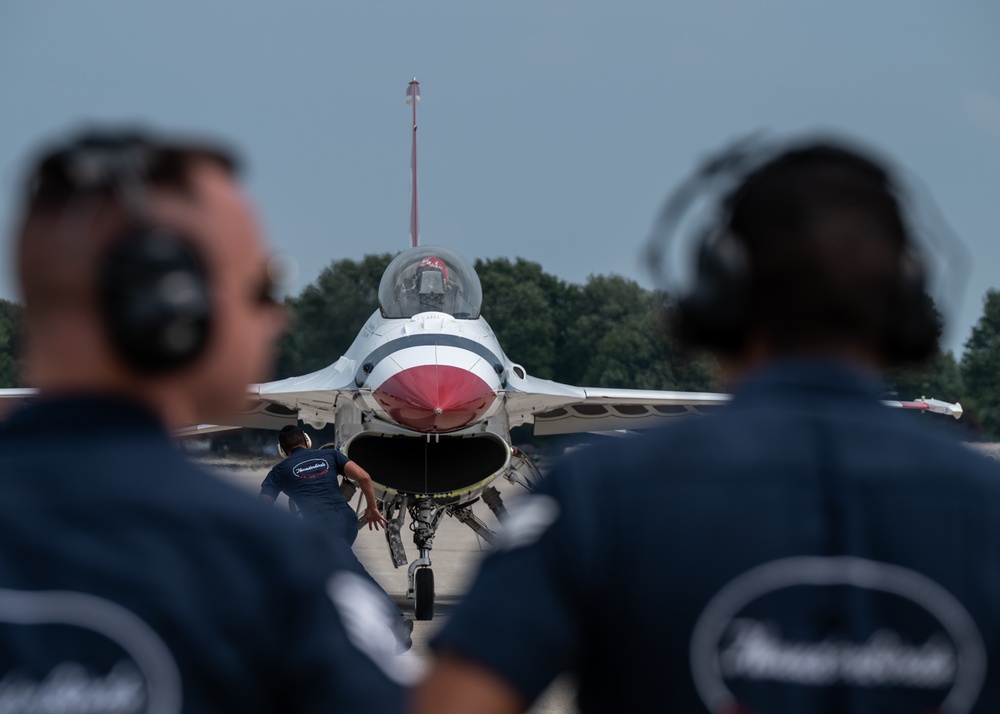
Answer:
[
  {"left": 346, "top": 311, "right": 509, "bottom": 428},
  {"left": 365, "top": 345, "right": 502, "bottom": 393}
]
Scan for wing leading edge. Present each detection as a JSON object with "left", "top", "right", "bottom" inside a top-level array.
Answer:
[
  {"left": 503, "top": 374, "right": 963, "bottom": 436},
  {"left": 504, "top": 373, "right": 731, "bottom": 436}
]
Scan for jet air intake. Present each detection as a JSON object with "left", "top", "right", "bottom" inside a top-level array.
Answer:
[{"left": 345, "top": 431, "right": 510, "bottom": 505}]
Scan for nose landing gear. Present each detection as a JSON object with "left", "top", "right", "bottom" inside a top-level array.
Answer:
[
  {"left": 381, "top": 480, "right": 529, "bottom": 621},
  {"left": 412, "top": 564, "right": 435, "bottom": 621},
  {"left": 405, "top": 498, "right": 446, "bottom": 620}
]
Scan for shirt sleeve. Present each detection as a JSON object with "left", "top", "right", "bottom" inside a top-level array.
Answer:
[
  {"left": 430, "top": 452, "right": 608, "bottom": 704},
  {"left": 332, "top": 450, "right": 351, "bottom": 476},
  {"left": 259, "top": 467, "right": 281, "bottom": 500}
]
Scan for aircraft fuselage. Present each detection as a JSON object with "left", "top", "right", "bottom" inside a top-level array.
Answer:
[{"left": 354, "top": 310, "right": 507, "bottom": 434}]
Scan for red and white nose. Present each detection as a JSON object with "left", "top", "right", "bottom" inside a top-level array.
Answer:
[
  {"left": 374, "top": 364, "right": 496, "bottom": 432},
  {"left": 369, "top": 346, "right": 500, "bottom": 433}
]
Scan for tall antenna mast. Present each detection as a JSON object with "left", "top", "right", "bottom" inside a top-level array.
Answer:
[{"left": 406, "top": 78, "right": 421, "bottom": 247}]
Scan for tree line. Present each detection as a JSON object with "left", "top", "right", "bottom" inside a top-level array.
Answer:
[
  {"left": 277, "top": 253, "right": 720, "bottom": 393},
  {"left": 3, "top": 254, "right": 1000, "bottom": 436}
]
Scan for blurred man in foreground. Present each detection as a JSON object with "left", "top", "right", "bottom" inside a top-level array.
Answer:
[
  {"left": 0, "top": 129, "right": 406, "bottom": 713},
  {"left": 416, "top": 140, "right": 999, "bottom": 713}
]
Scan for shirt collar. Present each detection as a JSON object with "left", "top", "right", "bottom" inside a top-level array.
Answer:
[{"left": 730, "top": 358, "right": 886, "bottom": 407}]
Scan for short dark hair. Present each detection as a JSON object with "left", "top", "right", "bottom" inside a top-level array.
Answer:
[
  {"left": 15, "top": 128, "right": 240, "bottom": 313},
  {"left": 278, "top": 425, "right": 307, "bottom": 454},
  {"left": 728, "top": 144, "right": 918, "bottom": 354},
  {"left": 24, "top": 129, "right": 239, "bottom": 212}
]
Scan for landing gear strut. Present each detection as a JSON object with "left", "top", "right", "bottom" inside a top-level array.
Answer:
[
  {"left": 379, "top": 476, "right": 531, "bottom": 621},
  {"left": 405, "top": 498, "right": 445, "bottom": 620}
]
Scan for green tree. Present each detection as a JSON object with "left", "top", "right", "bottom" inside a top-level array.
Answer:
[
  {"left": 583, "top": 310, "right": 673, "bottom": 388},
  {"left": 276, "top": 253, "right": 721, "bottom": 392},
  {"left": 560, "top": 275, "right": 649, "bottom": 386},
  {"left": 476, "top": 258, "right": 571, "bottom": 380},
  {"left": 276, "top": 253, "right": 394, "bottom": 377},
  {"left": 561, "top": 275, "right": 720, "bottom": 391},
  {"left": 961, "top": 289, "right": 1000, "bottom": 437}
]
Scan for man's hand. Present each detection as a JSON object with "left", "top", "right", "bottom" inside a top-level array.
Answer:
[
  {"left": 414, "top": 654, "right": 525, "bottom": 714},
  {"left": 361, "top": 504, "right": 388, "bottom": 531}
]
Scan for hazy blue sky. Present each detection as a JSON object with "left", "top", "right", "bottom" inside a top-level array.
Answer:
[{"left": 1, "top": 1, "right": 998, "bottom": 353}]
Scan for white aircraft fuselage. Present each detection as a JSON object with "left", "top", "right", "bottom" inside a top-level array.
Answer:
[
  {"left": 357, "top": 310, "right": 505, "bottom": 435},
  {"left": 332, "top": 306, "right": 517, "bottom": 506}
]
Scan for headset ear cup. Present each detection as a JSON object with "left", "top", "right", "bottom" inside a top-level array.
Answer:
[
  {"left": 671, "top": 231, "right": 751, "bottom": 355},
  {"left": 278, "top": 443, "right": 287, "bottom": 459},
  {"left": 884, "top": 251, "right": 941, "bottom": 366},
  {"left": 99, "top": 229, "right": 211, "bottom": 374},
  {"left": 304, "top": 433, "right": 312, "bottom": 449}
]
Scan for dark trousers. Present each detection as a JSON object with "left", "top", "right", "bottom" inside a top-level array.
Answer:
[{"left": 309, "top": 505, "right": 406, "bottom": 620}]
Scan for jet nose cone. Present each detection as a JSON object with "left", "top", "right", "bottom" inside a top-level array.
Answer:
[{"left": 374, "top": 365, "right": 496, "bottom": 433}]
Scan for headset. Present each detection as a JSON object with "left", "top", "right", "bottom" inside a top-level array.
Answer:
[
  {"left": 35, "top": 131, "right": 232, "bottom": 374},
  {"left": 658, "top": 138, "right": 940, "bottom": 366},
  {"left": 278, "top": 431, "right": 312, "bottom": 458}
]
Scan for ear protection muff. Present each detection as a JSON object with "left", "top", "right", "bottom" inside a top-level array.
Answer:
[
  {"left": 278, "top": 432, "right": 312, "bottom": 458},
  {"left": 99, "top": 226, "right": 211, "bottom": 374},
  {"left": 57, "top": 136, "right": 214, "bottom": 374},
  {"left": 883, "top": 248, "right": 941, "bottom": 365},
  {"left": 671, "top": 230, "right": 751, "bottom": 355},
  {"left": 666, "top": 140, "right": 940, "bottom": 365}
]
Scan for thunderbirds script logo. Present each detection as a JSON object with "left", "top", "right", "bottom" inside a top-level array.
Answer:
[{"left": 689, "top": 557, "right": 986, "bottom": 714}]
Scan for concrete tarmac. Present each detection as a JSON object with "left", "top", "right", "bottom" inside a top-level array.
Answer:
[{"left": 212, "top": 462, "right": 576, "bottom": 713}]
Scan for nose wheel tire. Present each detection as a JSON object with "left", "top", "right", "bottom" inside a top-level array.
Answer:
[{"left": 415, "top": 567, "right": 435, "bottom": 621}]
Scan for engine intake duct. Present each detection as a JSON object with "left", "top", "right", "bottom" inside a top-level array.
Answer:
[{"left": 346, "top": 431, "right": 510, "bottom": 497}]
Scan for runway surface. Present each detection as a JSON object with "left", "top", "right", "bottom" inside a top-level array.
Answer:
[{"left": 212, "top": 460, "right": 576, "bottom": 713}]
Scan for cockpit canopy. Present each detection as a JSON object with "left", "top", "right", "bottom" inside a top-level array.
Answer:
[{"left": 378, "top": 246, "right": 483, "bottom": 319}]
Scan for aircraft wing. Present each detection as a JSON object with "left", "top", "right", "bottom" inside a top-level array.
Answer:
[
  {"left": 228, "top": 358, "right": 360, "bottom": 431},
  {"left": 0, "top": 350, "right": 363, "bottom": 434},
  {"left": 504, "top": 374, "right": 731, "bottom": 435},
  {"left": 0, "top": 388, "right": 37, "bottom": 420},
  {"left": 504, "top": 374, "right": 963, "bottom": 436},
  {"left": 881, "top": 397, "right": 963, "bottom": 419},
  {"left": 0, "top": 380, "right": 320, "bottom": 436}
]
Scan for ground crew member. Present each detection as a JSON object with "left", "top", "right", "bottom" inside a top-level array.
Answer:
[
  {"left": 259, "top": 424, "right": 413, "bottom": 650},
  {"left": 415, "top": 139, "right": 1000, "bottom": 713},
  {"left": 0, "top": 128, "right": 408, "bottom": 713},
  {"left": 260, "top": 424, "right": 387, "bottom": 539}
]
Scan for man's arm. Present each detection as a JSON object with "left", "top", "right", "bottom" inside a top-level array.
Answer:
[
  {"left": 343, "top": 461, "right": 388, "bottom": 530},
  {"left": 413, "top": 654, "right": 525, "bottom": 714}
]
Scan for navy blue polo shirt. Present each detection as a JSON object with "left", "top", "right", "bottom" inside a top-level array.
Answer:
[
  {"left": 0, "top": 395, "right": 407, "bottom": 714},
  {"left": 433, "top": 361, "right": 1000, "bottom": 713},
  {"left": 260, "top": 447, "right": 351, "bottom": 517}
]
